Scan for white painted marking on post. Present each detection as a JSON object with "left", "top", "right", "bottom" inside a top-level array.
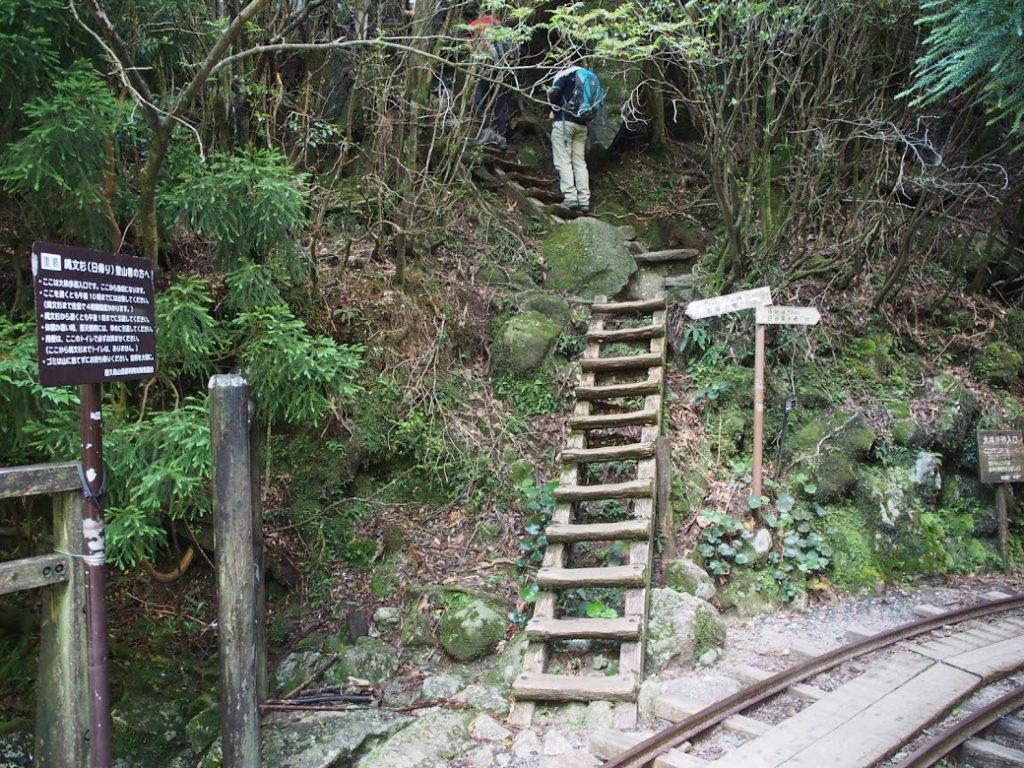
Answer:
[
  {"left": 685, "top": 286, "right": 772, "bottom": 319},
  {"left": 90, "top": 411, "right": 102, "bottom": 421},
  {"left": 86, "top": 468, "right": 97, "bottom": 483}
]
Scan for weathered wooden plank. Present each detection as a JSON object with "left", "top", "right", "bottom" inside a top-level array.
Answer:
[
  {"left": 0, "top": 553, "right": 70, "bottom": 595},
  {"left": 576, "top": 378, "right": 662, "bottom": 400},
  {"left": 35, "top": 490, "right": 89, "bottom": 768},
  {"left": 587, "top": 324, "right": 665, "bottom": 343},
  {"left": 633, "top": 248, "right": 698, "bottom": 264},
  {"left": 546, "top": 519, "right": 651, "bottom": 542},
  {"left": 560, "top": 441, "right": 655, "bottom": 463},
  {"left": 512, "top": 672, "right": 637, "bottom": 702},
  {"left": 944, "top": 633, "right": 1024, "bottom": 680},
  {"left": 554, "top": 479, "right": 654, "bottom": 502},
  {"left": 994, "top": 715, "right": 1024, "bottom": 741},
  {"left": 656, "top": 751, "right": 708, "bottom": 768},
  {"left": 581, "top": 353, "right": 664, "bottom": 372},
  {"left": 655, "top": 695, "right": 770, "bottom": 738},
  {"left": 726, "top": 663, "right": 826, "bottom": 702},
  {"left": 536, "top": 564, "right": 646, "bottom": 588},
  {"left": 526, "top": 616, "right": 641, "bottom": 640},
  {"left": 707, "top": 652, "right": 937, "bottom": 768},
  {"left": 961, "top": 738, "right": 1024, "bottom": 768},
  {"left": 656, "top": 435, "right": 674, "bottom": 560},
  {"left": 592, "top": 297, "right": 666, "bottom": 314},
  {"left": 0, "top": 462, "right": 79, "bottom": 500},
  {"left": 570, "top": 409, "right": 659, "bottom": 430},
  {"left": 590, "top": 728, "right": 652, "bottom": 760}
]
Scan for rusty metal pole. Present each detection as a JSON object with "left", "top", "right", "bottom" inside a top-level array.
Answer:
[
  {"left": 996, "top": 484, "right": 1010, "bottom": 574},
  {"left": 752, "top": 324, "right": 766, "bottom": 499},
  {"left": 79, "top": 383, "right": 112, "bottom": 768}
]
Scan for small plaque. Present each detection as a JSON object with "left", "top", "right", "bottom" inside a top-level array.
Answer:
[
  {"left": 685, "top": 286, "right": 772, "bottom": 319},
  {"left": 32, "top": 241, "right": 157, "bottom": 386},
  {"left": 756, "top": 305, "right": 821, "bottom": 326},
  {"left": 978, "top": 430, "right": 1024, "bottom": 484}
]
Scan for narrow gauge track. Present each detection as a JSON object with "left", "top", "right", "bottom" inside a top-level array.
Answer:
[{"left": 603, "top": 595, "right": 1024, "bottom": 768}]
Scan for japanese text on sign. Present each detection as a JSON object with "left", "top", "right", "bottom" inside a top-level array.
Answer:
[
  {"left": 32, "top": 242, "right": 157, "bottom": 386},
  {"left": 977, "top": 429, "right": 1024, "bottom": 484}
]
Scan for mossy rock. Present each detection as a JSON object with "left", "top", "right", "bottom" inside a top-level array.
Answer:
[
  {"left": 185, "top": 701, "right": 220, "bottom": 755},
  {"left": 490, "top": 310, "right": 562, "bottom": 375},
  {"left": 918, "top": 375, "right": 981, "bottom": 456},
  {"left": 826, "top": 506, "right": 884, "bottom": 590},
  {"left": 587, "top": 60, "right": 644, "bottom": 155},
  {"left": 843, "top": 330, "right": 896, "bottom": 379},
  {"left": 791, "top": 411, "right": 875, "bottom": 459},
  {"left": 717, "top": 569, "right": 783, "bottom": 617},
  {"left": 481, "top": 633, "right": 530, "bottom": 687},
  {"left": 663, "top": 558, "right": 717, "bottom": 602},
  {"left": 437, "top": 599, "right": 507, "bottom": 662},
  {"left": 974, "top": 341, "right": 1024, "bottom": 386},
  {"left": 521, "top": 292, "right": 573, "bottom": 327},
  {"left": 810, "top": 452, "right": 859, "bottom": 502},
  {"left": 111, "top": 692, "right": 194, "bottom": 766},
  {"left": 328, "top": 637, "right": 400, "bottom": 685},
  {"left": 269, "top": 600, "right": 305, "bottom": 650},
  {"left": 542, "top": 218, "right": 637, "bottom": 299}
]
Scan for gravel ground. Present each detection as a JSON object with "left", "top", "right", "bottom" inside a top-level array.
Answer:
[{"left": 448, "top": 573, "right": 1024, "bottom": 768}]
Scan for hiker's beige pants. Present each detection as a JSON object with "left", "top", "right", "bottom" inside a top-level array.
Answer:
[{"left": 551, "top": 121, "right": 589, "bottom": 206}]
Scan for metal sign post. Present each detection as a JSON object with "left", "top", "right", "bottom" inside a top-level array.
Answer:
[
  {"left": 977, "top": 429, "right": 1024, "bottom": 574},
  {"left": 32, "top": 241, "right": 156, "bottom": 768},
  {"left": 752, "top": 306, "right": 821, "bottom": 498}
]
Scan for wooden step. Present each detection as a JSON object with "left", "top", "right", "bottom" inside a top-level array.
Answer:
[
  {"left": 963, "top": 737, "right": 1024, "bottom": 767},
  {"left": 592, "top": 297, "right": 666, "bottom": 314},
  {"left": 512, "top": 672, "right": 637, "bottom": 702},
  {"left": 633, "top": 248, "right": 698, "bottom": 264},
  {"left": 536, "top": 563, "right": 646, "bottom": 588},
  {"left": 554, "top": 479, "right": 654, "bottom": 501},
  {"left": 570, "top": 409, "right": 659, "bottom": 430},
  {"left": 581, "top": 353, "right": 663, "bottom": 372},
  {"left": 547, "top": 519, "right": 651, "bottom": 543},
  {"left": 576, "top": 378, "right": 661, "bottom": 400},
  {"left": 587, "top": 323, "right": 665, "bottom": 343},
  {"left": 655, "top": 694, "right": 770, "bottom": 738},
  {"left": 560, "top": 442, "right": 655, "bottom": 463},
  {"left": 727, "top": 662, "right": 827, "bottom": 702},
  {"left": 526, "top": 616, "right": 641, "bottom": 640}
]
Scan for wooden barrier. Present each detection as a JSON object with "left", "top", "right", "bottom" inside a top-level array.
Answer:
[{"left": 0, "top": 462, "right": 89, "bottom": 768}]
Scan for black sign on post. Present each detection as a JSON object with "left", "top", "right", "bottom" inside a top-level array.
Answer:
[
  {"left": 32, "top": 241, "right": 157, "bottom": 386},
  {"left": 978, "top": 430, "right": 1024, "bottom": 484}
]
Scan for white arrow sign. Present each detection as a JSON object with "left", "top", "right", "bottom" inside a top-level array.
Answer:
[
  {"left": 685, "top": 286, "right": 773, "bottom": 319},
  {"left": 755, "top": 306, "right": 821, "bottom": 326}
]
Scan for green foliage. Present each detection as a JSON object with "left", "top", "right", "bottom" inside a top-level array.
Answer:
[
  {"left": 905, "top": 0, "right": 1024, "bottom": 146},
  {"left": 230, "top": 305, "right": 363, "bottom": 425},
  {"left": 0, "top": 61, "right": 129, "bottom": 246},
  {"left": 155, "top": 275, "right": 224, "bottom": 380},
  {"left": 691, "top": 605, "right": 725, "bottom": 662},
  {"left": 695, "top": 510, "right": 752, "bottom": 576},
  {"left": 494, "top": 372, "right": 567, "bottom": 418},
  {"left": 0, "top": 0, "right": 66, "bottom": 122},
  {"left": 224, "top": 262, "right": 285, "bottom": 315},
  {"left": 974, "top": 341, "right": 1024, "bottom": 386},
  {"left": 509, "top": 479, "right": 556, "bottom": 625},
  {"left": 764, "top": 495, "right": 835, "bottom": 601},
  {"left": 160, "top": 148, "right": 309, "bottom": 266}
]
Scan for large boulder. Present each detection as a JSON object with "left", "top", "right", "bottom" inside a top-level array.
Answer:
[
  {"left": 645, "top": 588, "right": 725, "bottom": 673},
  {"left": 111, "top": 693, "right": 194, "bottom": 766},
  {"left": 331, "top": 637, "right": 401, "bottom": 685},
  {"left": 542, "top": 218, "right": 637, "bottom": 300},
  {"left": 663, "top": 558, "right": 717, "bottom": 602},
  {"left": 437, "top": 599, "right": 507, "bottom": 662},
  {"left": 491, "top": 310, "right": 563, "bottom": 375},
  {"left": 587, "top": 61, "right": 644, "bottom": 154},
  {"left": 356, "top": 710, "right": 474, "bottom": 768}
]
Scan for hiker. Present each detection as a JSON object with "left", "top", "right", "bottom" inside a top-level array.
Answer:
[
  {"left": 548, "top": 64, "right": 603, "bottom": 213},
  {"left": 470, "top": 14, "right": 516, "bottom": 149}
]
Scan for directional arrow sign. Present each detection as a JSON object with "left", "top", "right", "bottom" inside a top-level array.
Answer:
[
  {"left": 685, "top": 286, "right": 772, "bottom": 319},
  {"left": 755, "top": 305, "right": 821, "bottom": 326}
]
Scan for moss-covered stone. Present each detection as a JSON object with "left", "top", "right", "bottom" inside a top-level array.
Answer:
[
  {"left": 921, "top": 375, "right": 981, "bottom": 456},
  {"left": 892, "top": 419, "right": 915, "bottom": 447},
  {"left": 111, "top": 693, "right": 193, "bottom": 766},
  {"left": 974, "top": 341, "right": 1024, "bottom": 386},
  {"left": 542, "top": 218, "right": 637, "bottom": 299},
  {"left": 490, "top": 310, "right": 562, "bottom": 375},
  {"left": 827, "top": 506, "right": 884, "bottom": 590},
  {"left": 663, "top": 557, "right": 716, "bottom": 601},
  {"left": 328, "top": 637, "right": 400, "bottom": 685},
  {"left": 811, "top": 452, "right": 858, "bottom": 502},
  {"left": 717, "top": 568, "right": 782, "bottom": 617},
  {"left": 521, "top": 292, "right": 573, "bottom": 327},
  {"left": 437, "top": 599, "right": 507, "bottom": 662},
  {"left": 791, "top": 411, "right": 875, "bottom": 458},
  {"left": 185, "top": 702, "right": 220, "bottom": 755},
  {"left": 587, "top": 60, "right": 644, "bottom": 155}
]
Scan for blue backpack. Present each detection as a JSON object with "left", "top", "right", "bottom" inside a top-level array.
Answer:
[{"left": 564, "top": 68, "right": 604, "bottom": 123}]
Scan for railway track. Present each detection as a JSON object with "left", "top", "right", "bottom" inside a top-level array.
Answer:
[{"left": 596, "top": 594, "right": 1024, "bottom": 768}]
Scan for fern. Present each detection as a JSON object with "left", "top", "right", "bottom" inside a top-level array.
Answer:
[{"left": 155, "top": 275, "right": 225, "bottom": 379}]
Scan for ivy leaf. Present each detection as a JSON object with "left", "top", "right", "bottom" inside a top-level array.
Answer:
[{"left": 776, "top": 493, "right": 796, "bottom": 513}]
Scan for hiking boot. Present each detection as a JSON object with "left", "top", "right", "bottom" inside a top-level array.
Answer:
[{"left": 578, "top": 203, "right": 591, "bottom": 214}]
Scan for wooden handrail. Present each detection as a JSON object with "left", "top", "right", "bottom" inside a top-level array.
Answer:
[{"left": 0, "top": 462, "right": 79, "bottom": 499}]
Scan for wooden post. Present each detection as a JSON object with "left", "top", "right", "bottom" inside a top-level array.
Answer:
[
  {"left": 36, "top": 490, "right": 90, "bottom": 768},
  {"left": 248, "top": 398, "right": 267, "bottom": 701},
  {"left": 210, "top": 374, "right": 263, "bottom": 768},
  {"left": 752, "top": 324, "right": 766, "bottom": 499},
  {"left": 996, "top": 484, "right": 1010, "bottom": 575},
  {"left": 655, "top": 436, "right": 675, "bottom": 561}
]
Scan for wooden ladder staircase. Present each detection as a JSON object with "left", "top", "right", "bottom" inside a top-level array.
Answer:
[{"left": 510, "top": 293, "right": 668, "bottom": 727}]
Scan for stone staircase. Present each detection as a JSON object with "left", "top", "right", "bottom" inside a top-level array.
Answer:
[{"left": 509, "top": 293, "right": 670, "bottom": 728}]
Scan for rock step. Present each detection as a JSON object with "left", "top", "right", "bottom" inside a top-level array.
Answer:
[
  {"left": 535, "top": 564, "right": 647, "bottom": 589},
  {"left": 634, "top": 248, "right": 699, "bottom": 264},
  {"left": 590, "top": 728, "right": 705, "bottom": 768},
  {"left": 575, "top": 378, "right": 661, "bottom": 400},
  {"left": 512, "top": 672, "right": 637, "bottom": 702},
  {"left": 581, "top": 353, "right": 663, "bottom": 372},
  {"left": 560, "top": 441, "right": 655, "bottom": 463},
  {"left": 587, "top": 323, "right": 666, "bottom": 343},
  {"left": 570, "top": 409, "right": 659, "bottom": 430},
  {"left": 727, "top": 662, "right": 827, "bottom": 702},
  {"left": 592, "top": 297, "right": 667, "bottom": 314},
  {"left": 546, "top": 519, "right": 651, "bottom": 543},
  {"left": 962, "top": 738, "right": 1024, "bottom": 767},
  {"left": 655, "top": 694, "right": 771, "bottom": 737},
  {"left": 554, "top": 479, "right": 654, "bottom": 501},
  {"left": 526, "top": 616, "right": 641, "bottom": 640}
]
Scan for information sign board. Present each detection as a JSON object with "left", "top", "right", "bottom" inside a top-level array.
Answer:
[
  {"left": 978, "top": 430, "right": 1024, "bottom": 484},
  {"left": 32, "top": 241, "right": 156, "bottom": 386},
  {"left": 755, "top": 306, "right": 821, "bottom": 326},
  {"left": 685, "top": 286, "right": 772, "bottom": 319}
]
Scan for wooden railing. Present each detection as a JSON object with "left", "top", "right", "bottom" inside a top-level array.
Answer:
[{"left": 0, "top": 462, "right": 89, "bottom": 768}]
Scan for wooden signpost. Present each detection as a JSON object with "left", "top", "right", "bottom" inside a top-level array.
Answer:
[
  {"left": 685, "top": 286, "right": 773, "bottom": 320},
  {"left": 977, "top": 429, "right": 1024, "bottom": 573},
  {"left": 752, "top": 306, "right": 821, "bottom": 498}
]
